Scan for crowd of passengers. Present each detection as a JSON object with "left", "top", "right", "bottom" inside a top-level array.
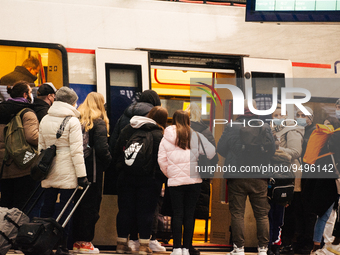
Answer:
[{"left": 1, "top": 57, "right": 340, "bottom": 255}]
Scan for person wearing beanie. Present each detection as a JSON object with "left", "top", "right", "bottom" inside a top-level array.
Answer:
[
  {"left": 33, "top": 82, "right": 57, "bottom": 122},
  {"left": 39, "top": 86, "right": 89, "bottom": 255}
]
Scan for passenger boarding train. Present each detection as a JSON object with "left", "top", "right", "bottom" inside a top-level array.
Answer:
[{"left": 0, "top": 0, "right": 339, "bottom": 248}]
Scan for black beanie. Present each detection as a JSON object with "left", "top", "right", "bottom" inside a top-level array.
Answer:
[{"left": 139, "top": 90, "right": 161, "bottom": 106}]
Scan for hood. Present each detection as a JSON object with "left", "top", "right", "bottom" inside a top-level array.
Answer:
[
  {"left": 139, "top": 90, "right": 161, "bottom": 106},
  {"left": 47, "top": 101, "right": 80, "bottom": 118},
  {"left": 0, "top": 100, "right": 34, "bottom": 124},
  {"left": 14, "top": 66, "right": 37, "bottom": 81},
  {"left": 124, "top": 101, "right": 154, "bottom": 119},
  {"left": 130, "top": 116, "right": 156, "bottom": 129}
]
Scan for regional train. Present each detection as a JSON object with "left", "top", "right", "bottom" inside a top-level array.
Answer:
[{"left": 0, "top": 0, "right": 339, "bottom": 248}]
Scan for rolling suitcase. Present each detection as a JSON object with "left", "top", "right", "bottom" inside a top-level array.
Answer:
[
  {"left": 16, "top": 185, "right": 90, "bottom": 255},
  {"left": 0, "top": 184, "right": 45, "bottom": 255}
]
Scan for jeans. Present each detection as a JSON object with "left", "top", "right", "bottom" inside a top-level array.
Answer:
[
  {"left": 313, "top": 203, "right": 334, "bottom": 243},
  {"left": 228, "top": 179, "right": 270, "bottom": 248},
  {"left": 169, "top": 183, "right": 202, "bottom": 249}
]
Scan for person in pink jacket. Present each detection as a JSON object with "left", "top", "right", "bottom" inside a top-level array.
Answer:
[{"left": 158, "top": 110, "right": 215, "bottom": 255}]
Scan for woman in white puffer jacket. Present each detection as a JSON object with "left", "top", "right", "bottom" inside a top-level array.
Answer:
[
  {"left": 39, "top": 87, "right": 88, "bottom": 255},
  {"left": 158, "top": 110, "right": 215, "bottom": 255}
]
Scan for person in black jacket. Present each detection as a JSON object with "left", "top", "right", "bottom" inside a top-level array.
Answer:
[
  {"left": 115, "top": 106, "right": 168, "bottom": 255},
  {"left": 72, "top": 92, "right": 112, "bottom": 254},
  {"left": 0, "top": 57, "right": 40, "bottom": 86},
  {"left": 32, "top": 82, "right": 57, "bottom": 122},
  {"left": 217, "top": 100, "right": 275, "bottom": 255}
]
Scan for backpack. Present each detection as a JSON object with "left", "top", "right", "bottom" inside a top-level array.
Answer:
[
  {"left": 239, "top": 123, "right": 274, "bottom": 167},
  {"left": 303, "top": 124, "right": 340, "bottom": 165},
  {"left": 123, "top": 129, "right": 154, "bottom": 175},
  {"left": 3, "top": 108, "right": 38, "bottom": 169}
]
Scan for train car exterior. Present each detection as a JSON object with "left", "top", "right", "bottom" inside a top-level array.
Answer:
[{"left": 0, "top": 0, "right": 340, "bottom": 248}]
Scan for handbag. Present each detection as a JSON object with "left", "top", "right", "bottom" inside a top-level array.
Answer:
[
  {"left": 31, "top": 116, "right": 71, "bottom": 181},
  {"left": 196, "top": 132, "right": 214, "bottom": 179}
]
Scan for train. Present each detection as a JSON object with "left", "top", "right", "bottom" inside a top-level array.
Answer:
[{"left": 0, "top": 0, "right": 340, "bottom": 248}]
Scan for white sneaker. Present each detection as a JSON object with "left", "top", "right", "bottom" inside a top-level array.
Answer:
[
  {"left": 128, "top": 240, "right": 140, "bottom": 252},
  {"left": 171, "top": 248, "right": 183, "bottom": 255},
  {"left": 149, "top": 240, "right": 166, "bottom": 252},
  {"left": 227, "top": 244, "right": 245, "bottom": 255},
  {"left": 182, "top": 248, "right": 190, "bottom": 255},
  {"left": 314, "top": 246, "right": 333, "bottom": 255},
  {"left": 327, "top": 244, "right": 340, "bottom": 255},
  {"left": 258, "top": 246, "right": 268, "bottom": 255}
]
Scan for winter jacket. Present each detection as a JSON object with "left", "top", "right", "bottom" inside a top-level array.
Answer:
[
  {"left": 32, "top": 98, "right": 50, "bottom": 122},
  {"left": 39, "top": 101, "right": 87, "bottom": 189},
  {"left": 0, "top": 100, "right": 39, "bottom": 179},
  {"left": 273, "top": 124, "right": 304, "bottom": 191},
  {"left": 85, "top": 118, "right": 112, "bottom": 184},
  {"left": 0, "top": 66, "right": 37, "bottom": 86},
  {"left": 217, "top": 115, "right": 276, "bottom": 178},
  {"left": 105, "top": 90, "right": 161, "bottom": 194},
  {"left": 114, "top": 116, "right": 165, "bottom": 181},
  {"left": 158, "top": 125, "right": 216, "bottom": 187}
]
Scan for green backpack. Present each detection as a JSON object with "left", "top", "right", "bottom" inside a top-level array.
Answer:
[{"left": 3, "top": 108, "right": 38, "bottom": 169}]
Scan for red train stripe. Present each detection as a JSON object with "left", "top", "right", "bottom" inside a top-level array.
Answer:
[
  {"left": 292, "top": 62, "right": 332, "bottom": 69},
  {"left": 66, "top": 48, "right": 95, "bottom": 54}
]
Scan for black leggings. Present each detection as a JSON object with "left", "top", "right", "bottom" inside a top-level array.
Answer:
[{"left": 169, "top": 183, "right": 202, "bottom": 249}]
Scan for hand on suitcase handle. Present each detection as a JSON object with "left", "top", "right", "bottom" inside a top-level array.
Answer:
[{"left": 78, "top": 177, "right": 90, "bottom": 188}]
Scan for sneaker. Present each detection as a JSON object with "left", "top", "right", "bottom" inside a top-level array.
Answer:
[
  {"left": 315, "top": 246, "right": 333, "bottom": 255},
  {"left": 79, "top": 242, "right": 99, "bottom": 254},
  {"left": 227, "top": 244, "right": 245, "bottom": 255},
  {"left": 171, "top": 248, "right": 183, "bottom": 255},
  {"left": 117, "top": 238, "right": 132, "bottom": 254},
  {"left": 258, "top": 247, "right": 268, "bottom": 255},
  {"left": 139, "top": 242, "right": 153, "bottom": 255},
  {"left": 73, "top": 241, "right": 82, "bottom": 252},
  {"left": 128, "top": 240, "right": 140, "bottom": 252},
  {"left": 183, "top": 248, "right": 190, "bottom": 255},
  {"left": 149, "top": 240, "right": 166, "bottom": 252},
  {"left": 327, "top": 244, "right": 340, "bottom": 255}
]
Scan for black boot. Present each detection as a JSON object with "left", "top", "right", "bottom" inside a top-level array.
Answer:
[
  {"left": 55, "top": 245, "right": 70, "bottom": 255},
  {"left": 189, "top": 246, "right": 200, "bottom": 255},
  {"left": 280, "top": 244, "right": 294, "bottom": 254},
  {"left": 272, "top": 245, "right": 280, "bottom": 255}
]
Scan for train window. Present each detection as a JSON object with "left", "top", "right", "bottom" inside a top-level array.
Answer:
[
  {"left": 0, "top": 41, "right": 68, "bottom": 102},
  {"left": 105, "top": 63, "right": 142, "bottom": 132}
]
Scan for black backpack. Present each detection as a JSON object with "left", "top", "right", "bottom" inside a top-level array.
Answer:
[
  {"left": 239, "top": 123, "right": 274, "bottom": 167},
  {"left": 82, "top": 125, "right": 93, "bottom": 159},
  {"left": 123, "top": 129, "right": 153, "bottom": 175},
  {"left": 267, "top": 170, "right": 295, "bottom": 206}
]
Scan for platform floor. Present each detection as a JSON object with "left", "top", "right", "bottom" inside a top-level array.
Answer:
[{"left": 6, "top": 251, "right": 231, "bottom": 255}]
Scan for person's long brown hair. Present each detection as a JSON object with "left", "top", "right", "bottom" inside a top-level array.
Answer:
[
  {"left": 172, "top": 110, "right": 191, "bottom": 149},
  {"left": 147, "top": 106, "right": 168, "bottom": 131}
]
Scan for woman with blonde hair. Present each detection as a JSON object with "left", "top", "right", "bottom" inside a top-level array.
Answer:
[{"left": 72, "top": 92, "right": 112, "bottom": 254}]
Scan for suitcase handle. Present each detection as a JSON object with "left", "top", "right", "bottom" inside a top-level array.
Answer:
[{"left": 55, "top": 184, "right": 90, "bottom": 228}]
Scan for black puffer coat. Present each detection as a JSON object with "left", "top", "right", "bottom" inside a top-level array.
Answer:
[
  {"left": 32, "top": 98, "right": 50, "bottom": 122},
  {"left": 0, "top": 66, "right": 37, "bottom": 86}
]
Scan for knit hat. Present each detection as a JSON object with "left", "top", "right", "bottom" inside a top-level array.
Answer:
[
  {"left": 297, "top": 106, "right": 313, "bottom": 121},
  {"left": 37, "top": 82, "right": 57, "bottom": 96},
  {"left": 336, "top": 99, "right": 340, "bottom": 106},
  {"left": 139, "top": 90, "right": 161, "bottom": 106},
  {"left": 55, "top": 87, "right": 78, "bottom": 105}
]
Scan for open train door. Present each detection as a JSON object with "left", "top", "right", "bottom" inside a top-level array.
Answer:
[
  {"left": 96, "top": 48, "right": 150, "bottom": 132},
  {"left": 211, "top": 57, "right": 293, "bottom": 248},
  {"left": 94, "top": 48, "right": 150, "bottom": 246}
]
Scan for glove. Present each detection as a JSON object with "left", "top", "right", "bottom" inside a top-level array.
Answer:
[{"left": 78, "top": 177, "right": 90, "bottom": 188}]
